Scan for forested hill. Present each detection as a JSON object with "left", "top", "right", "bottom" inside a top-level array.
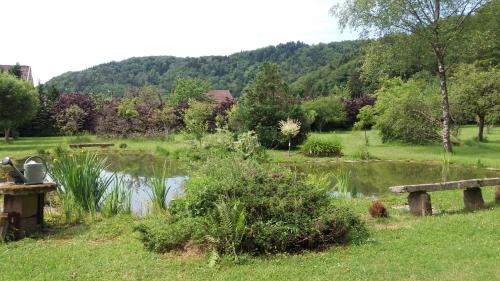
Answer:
[{"left": 46, "top": 40, "right": 366, "bottom": 97}]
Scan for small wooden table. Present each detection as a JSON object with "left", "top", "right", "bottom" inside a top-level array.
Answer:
[{"left": 0, "top": 182, "right": 57, "bottom": 239}]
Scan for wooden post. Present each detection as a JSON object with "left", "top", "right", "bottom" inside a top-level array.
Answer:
[
  {"left": 463, "top": 188, "right": 484, "bottom": 210},
  {"left": 408, "top": 191, "right": 432, "bottom": 216},
  {"left": 0, "top": 212, "right": 8, "bottom": 241},
  {"left": 0, "top": 182, "right": 57, "bottom": 239}
]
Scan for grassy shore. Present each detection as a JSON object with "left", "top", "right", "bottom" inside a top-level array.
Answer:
[
  {"left": 0, "top": 189, "right": 498, "bottom": 281},
  {"left": 1, "top": 126, "right": 500, "bottom": 168},
  {"left": 1, "top": 126, "right": 499, "bottom": 280}
]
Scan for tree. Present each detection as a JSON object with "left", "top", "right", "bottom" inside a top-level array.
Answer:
[
  {"left": 169, "top": 77, "right": 210, "bottom": 105},
  {"left": 54, "top": 93, "right": 96, "bottom": 133},
  {"left": 450, "top": 65, "right": 500, "bottom": 141},
  {"left": 56, "top": 105, "right": 87, "bottom": 135},
  {"left": 279, "top": 118, "right": 301, "bottom": 155},
  {"left": 354, "top": 105, "right": 376, "bottom": 145},
  {"left": 302, "top": 95, "right": 346, "bottom": 131},
  {"left": 332, "top": 0, "right": 490, "bottom": 152},
  {"left": 0, "top": 73, "right": 39, "bottom": 141},
  {"left": 374, "top": 77, "right": 441, "bottom": 144},
  {"left": 183, "top": 99, "right": 213, "bottom": 143},
  {"left": 231, "top": 62, "right": 309, "bottom": 148}
]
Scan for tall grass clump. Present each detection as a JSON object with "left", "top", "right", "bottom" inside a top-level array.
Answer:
[
  {"left": 333, "top": 168, "right": 351, "bottom": 199},
  {"left": 102, "top": 175, "right": 132, "bottom": 217},
  {"left": 51, "top": 152, "right": 114, "bottom": 220},
  {"left": 148, "top": 163, "right": 171, "bottom": 211},
  {"left": 301, "top": 136, "right": 343, "bottom": 157}
]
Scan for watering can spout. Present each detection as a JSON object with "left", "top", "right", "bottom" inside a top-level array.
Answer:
[{"left": 1, "top": 156, "right": 28, "bottom": 183}]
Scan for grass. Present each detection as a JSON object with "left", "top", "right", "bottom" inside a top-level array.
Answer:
[
  {"left": 1, "top": 126, "right": 499, "bottom": 168},
  {"left": 1, "top": 126, "right": 499, "bottom": 280},
  {"left": 0, "top": 190, "right": 498, "bottom": 281}
]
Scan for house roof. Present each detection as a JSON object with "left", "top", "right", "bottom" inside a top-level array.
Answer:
[
  {"left": 203, "top": 90, "right": 234, "bottom": 104},
  {"left": 0, "top": 64, "right": 33, "bottom": 84}
]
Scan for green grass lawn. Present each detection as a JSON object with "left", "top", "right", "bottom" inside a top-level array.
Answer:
[
  {"left": 0, "top": 189, "right": 498, "bottom": 281},
  {"left": 1, "top": 126, "right": 499, "bottom": 168},
  {"left": 1, "top": 126, "right": 499, "bottom": 280}
]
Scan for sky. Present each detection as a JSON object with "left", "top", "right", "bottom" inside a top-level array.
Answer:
[{"left": 1, "top": 0, "right": 356, "bottom": 83}]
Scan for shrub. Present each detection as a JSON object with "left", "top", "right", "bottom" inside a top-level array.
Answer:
[
  {"left": 374, "top": 77, "right": 441, "bottom": 144},
  {"left": 137, "top": 150, "right": 367, "bottom": 256},
  {"left": 301, "top": 137, "right": 343, "bottom": 157},
  {"left": 352, "top": 146, "right": 376, "bottom": 160},
  {"left": 303, "top": 95, "right": 347, "bottom": 131},
  {"left": 135, "top": 215, "right": 208, "bottom": 253},
  {"left": 369, "top": 201, "right": 388, "bottom": 218}
]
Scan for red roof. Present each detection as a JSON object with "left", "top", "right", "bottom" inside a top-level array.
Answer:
[{"left": 204, "top": 90, "right": 234, "bottom": 104}]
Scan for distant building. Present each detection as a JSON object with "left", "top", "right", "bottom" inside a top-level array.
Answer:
[
  {"left": 0, "top": 64, "right": 34, "bottom": 85},
  {"left": 203, "top": 90, "right": 234, "bottom": 104}
]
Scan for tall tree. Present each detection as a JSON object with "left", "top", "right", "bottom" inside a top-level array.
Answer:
[
  {"left": 231, "top": 62, "right": 309, "bottom": 148},
  {"left": 0, "top": 73, "right": 39, "bottom": 141},
  {"left": 332, "top": 0, "right": 490, "bottom": 152}
]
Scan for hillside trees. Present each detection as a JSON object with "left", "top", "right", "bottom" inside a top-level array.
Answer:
[{"left": 332, "top": 0, "right": 491, "bottom": 152}]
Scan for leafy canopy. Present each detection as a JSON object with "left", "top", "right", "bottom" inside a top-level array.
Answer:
[{"left": 0, "top": 73, "right": 39, "bottom": 134}]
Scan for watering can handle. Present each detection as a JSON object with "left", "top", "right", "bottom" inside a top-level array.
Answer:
[{"left": 24, "top": 156, "right": 48, "bottom": 181}]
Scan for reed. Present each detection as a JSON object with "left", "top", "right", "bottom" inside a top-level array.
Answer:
[
  {"left": 102, "top": 175, "right": 132, "bottom": 217},
  {"left": 333, "top": 168, "right": 351, "bottom": 199},
  {"left": 51, "top": 152, "right": 114, "bottom": 215},
  {"left": 147, "top": 162, "right": 171, "bottom": 211}
]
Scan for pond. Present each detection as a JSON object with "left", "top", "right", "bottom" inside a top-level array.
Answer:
[{"left": 2, "top": 154, "right": 499, "bottom": 215}]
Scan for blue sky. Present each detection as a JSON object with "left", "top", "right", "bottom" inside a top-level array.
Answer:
[{"left": 1, "top": 0, "right": 356, "bottom": 83}]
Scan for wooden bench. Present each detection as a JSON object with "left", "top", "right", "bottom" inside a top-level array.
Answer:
[
  {"left": 389, "top": 178, "right": 500, "bottom": 216},
  {"left": 69, "top": 143, "right": 114, "bottom": 149}
]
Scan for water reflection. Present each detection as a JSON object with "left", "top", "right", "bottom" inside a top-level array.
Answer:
[{"left": 291, "top": 161, "right": 500, "bottom": 197}]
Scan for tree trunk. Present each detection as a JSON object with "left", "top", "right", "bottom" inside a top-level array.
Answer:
[
  {"left": 4, "top": 128, "right": 10, "bottom": 142},
  {"left": 364, "top": 129, "right": 368, "bottom": 145},
  {"left": 436, "top": 53, "right": 453, "bottom": 153},
  {"left": 478, "top": 115, "right": 485, "bottom": 142}
]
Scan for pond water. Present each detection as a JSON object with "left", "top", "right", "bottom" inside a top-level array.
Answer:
[
  {"left": 289, "top": 161, "right": 500, "bottom": 198},
  {"left": 1, "top": 154, "right": 499, "bottom": 215}
]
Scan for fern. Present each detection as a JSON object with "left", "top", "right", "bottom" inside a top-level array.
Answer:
[{"left": 209, "top": 199, "right": 247, "bottom": 262}]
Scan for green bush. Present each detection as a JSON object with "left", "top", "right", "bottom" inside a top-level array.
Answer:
[
  {"left": 301, "top": 137, "right": 343, "bottom": 157},
  {"left": 137, "top": 149, "right": 366, "bottom": 256},
  {"left": 135, "top": 215, "right": 208, "bottom": 252},
  {"left": 374, "top": 76, "right": 441, "bottom": 144}
]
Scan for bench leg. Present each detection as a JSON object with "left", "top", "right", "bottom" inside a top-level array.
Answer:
[
  {"left": 408, "top": 191, "right": 432, "bottom": 216},
  {"left": 464, "top": 187, "right": 484, "bottom": 210}
]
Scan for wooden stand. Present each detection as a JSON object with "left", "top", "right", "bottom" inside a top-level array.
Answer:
[{"left": 0, "top": 182, "right": 57, "bottom": 239}]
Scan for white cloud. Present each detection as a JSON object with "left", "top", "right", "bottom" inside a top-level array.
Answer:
[{"left": 0, "top": 0, "right": 356, "bottom": 83}]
